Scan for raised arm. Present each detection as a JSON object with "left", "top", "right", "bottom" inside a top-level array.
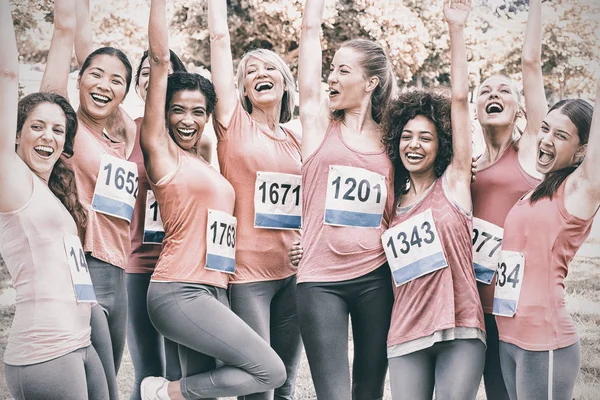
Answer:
[
  {"left": 444, "top": 0, "right": 473, "bottom": 209},
  {"left": 520, "top": 0, "right": 547, "bottom": 161},
  {"left": 566, "top": 80, "right": 600, "bottom": 219},
  {"left": 74, "top": 0, "right": 93, "bottom": 67},
  {"left": 208, "top": 0, "right": 238, "bottom": 127},
  {"left": 299, "top": 0, "right": 329, "bottom": 158},
  {"left": 40, "top": 0, "right": 76, "bottom": 98},
  {"left": 0, "top": 0, "right": 34, "bottom": 212},
  {"left": 140, "top": 0, "right": 179, "bottom": 183}
]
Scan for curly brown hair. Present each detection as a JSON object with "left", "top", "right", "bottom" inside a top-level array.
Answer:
[
  {"left": 381, "top": 90, "right": 453, "bottom": 201},
  {"left": 17, "top": 92, "right": 88, "bottom": 238}
]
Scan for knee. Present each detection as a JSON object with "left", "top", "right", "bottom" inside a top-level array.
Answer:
[{"left": 267, "top": 354, "right": 287, "bottom": 390}]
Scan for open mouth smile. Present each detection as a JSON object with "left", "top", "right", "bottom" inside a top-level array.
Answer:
[
  {"left": 255, "top": 82, "right": 274, "bottom": 92},
  {"left": 91, "top": 93, "right": 111, "bottom": 105},
  {"left": 485, "top": 102, "right": 504, "bottom": 114},
  {"left": 177, "top": 127, "right": 197, "bottom": 139},
  {"left": 538, "top": 147, "right": 555, "bottom": 166},
  {"left": 34, "top": 145, "right": 55, "bottom": 158}
]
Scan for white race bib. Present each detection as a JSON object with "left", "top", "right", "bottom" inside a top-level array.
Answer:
[
  {"left": 254, "top": 172, "right": 302, "bottom": 230},
  {"left": 324, "top": 165, "right": 387, "bottom": 228},
  {"left": 472, "top": 218, "right": 504, "bottom": 285},
  {"left": 91, "top": 154, "right": 138, "bottom": 223},
  {"left": 382, "top": 209, "right": 448, "bottom": 287},
  {"left": 493, "top": 250, "right": 524, "bottom": 317},
  {"left": 63, "top": 234, "right": 97, "bottom": 303},
  {"left": 143, "top": 190, "right": 165, "bottom": 244},
  {"left": 205, "top": 209, "right": 237, "bottom": 274}
]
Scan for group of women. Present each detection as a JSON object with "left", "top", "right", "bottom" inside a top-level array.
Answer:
[{"left": 1, "top": 0, "right": 598, "bottom": 398}]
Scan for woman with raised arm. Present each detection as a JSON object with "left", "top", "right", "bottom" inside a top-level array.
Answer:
[
  {"left": 43, "top": 0, "right": 136, "bottom": 397},
  {"left": 297, "top": 0, "right": 397, "bottom": 398},
  {"left": 0, "top": 1, "right": 108, "bottom": 398},
  {"left": 493, "top": 69, "right": 598, "bottom": 400},
  {"left": 470, "top": 1, "right": 545, "bottom": 398},
  {"left": 139, "top": 1, "right": 285, "bottom": 399},
  {"left": 208, "top": 1, "right": 302, "bottom": 398},
  {"left": 381, "top": 1, "right": 485, "bottom": 399}
]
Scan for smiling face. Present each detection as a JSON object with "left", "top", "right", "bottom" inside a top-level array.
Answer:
[
  {"left": 167, "top": 90, "right": 209, "bottom": 151},
  {"left": 78, "top": 54, "right": 128, "bottom": 120},
  {"left": 242, "top": 56, "right": 285, "bottom": 111},
  {"left": 16, "top": 102, "right": 67, "bottom": 181},
  {"left": 476, "top": 76, "right": 520, "bottom": 129},
  {"left": 327, "top": 46, "right": 372, "bottom": 111},
  {"left": 536, "top": 108, "right": 585, "bottom": 175},
  {"left": 398, "top": 115, "right": 439, "bottom": 177}
]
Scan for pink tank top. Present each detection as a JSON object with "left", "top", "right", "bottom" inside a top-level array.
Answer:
[
  {"left": 471, "top": 145, "right": 539, "bottom": 313},
  {"left": 387, "top": 177, "right": 485, "bottom": 348},
  {"left": 63, "top": 119, "right": 131, "bottom": 268},
  {"left": 127, "top": 118, "right": 161, "bottom": 274},
  {"left": 298, "top": 121, "right": 395, "bottom": 283},
  {"left": 214, "top": 103, "right": 301, "bottom": 283},
  {"left": 496, "top": 181, "right": 594, "bottom": 351},
  {"left": 0, "top": 172, "right": 91, "bottom": 366},
  {"left": 149, "top": 148, "right": 235, "bottom": 287}
]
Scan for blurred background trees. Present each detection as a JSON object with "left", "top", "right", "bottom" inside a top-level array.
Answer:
[{"left": 10, "top": 0, "right": 600, "bottom": 101}]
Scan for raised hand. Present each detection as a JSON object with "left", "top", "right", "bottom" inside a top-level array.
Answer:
[{"left": 444, "top": 0, "right": 471, "bottom": 26}]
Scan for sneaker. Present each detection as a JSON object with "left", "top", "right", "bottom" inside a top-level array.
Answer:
[{"left": 140, "top": 376, "right": 170, "bottom": 400}]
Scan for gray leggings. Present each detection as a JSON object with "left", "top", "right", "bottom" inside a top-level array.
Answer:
[
  {"left": 483, "top": 313, "right": 510, "bottom": 400},
  {"left": 229, "top": 275, "right": 302, "bottom": 400},
  {"left": 147, "top": 281, "right": 287, "bottom": 399},
  {"left": 126, "top": 272, "right": 181, "bottom": 400},
  {"left": 87, "top": 255, "right": 128, "bottom": 400},
  {"left": 388, "top": 339, "right": 486, "bottom": 400},
  {"left": 5, "top": 346, "right": 109, "bottom": 400},
  {"left": 499, "top": 340, "right": 581, "bottom": 400}
]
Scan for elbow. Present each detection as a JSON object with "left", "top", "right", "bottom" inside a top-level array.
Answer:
[
  {"left": 452, "top": 92, "right": 469, "bottom": 104},
  {"left": 301, "top": 22, "right": 321, "bottom": 36},
  {"left": 522, "top": 55, "right": 541, "bottom": 69},
  {"left": 0, "top": 67, "right": 19, "bottom": 83},
  {"left": 209, "top": 30, "right": 230, "bottom": 43},
  {"left": 148, "top": 51, "right": 171, "bottom": 67}
]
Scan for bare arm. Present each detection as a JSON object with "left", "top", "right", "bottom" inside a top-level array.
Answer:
[
  {"left": 74, "top": 0, "right": 92, "bottom": 67},
  {"left": 565, "top": 80, "right": 600, "bottom": 219},
  {"left": 0, "top": 0, "right": 35, "bottom": 212},
  {"left": 141, "top": 0, "right": 179, "bottom": 183},
  {"left": 40, "top": 0, "right": 76, "bottom": 98},
  {"left": 298, "top": 0, "right": 329, "bottom": 159},
  {"left": 444, "top": 0, "right": 473, "bottom": 211},
  {"left": 208, "top": 0, "right": 238, "bottom": 127}
]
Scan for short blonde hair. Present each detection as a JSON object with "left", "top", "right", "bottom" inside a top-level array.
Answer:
[{"left": 236, "top": 49, "right": 296, "bottom": 123}]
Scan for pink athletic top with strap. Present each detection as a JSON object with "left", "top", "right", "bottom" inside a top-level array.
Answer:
[
  {"left": 149, "top": 148, "right": 235, "bottom": 288},
  {"left": 127, "top": 117, "right": 161, "bottom": 274},
  {"left": 297, "top": 121, "right": 394, "bottom": 283},
  {"left": 214, "top": 102, "right": 301, "bottom": 283},
  {"left": 0, "top": 171, "right": 92, "bottom": 366},
  {"left": 387, "top": 177, "right": 485, "bottom": 351},
  {"left": 471, "top": 145, "right": 540, "bottom": 313},
  {"left": 63, "top": 119, "right": 131, "bottom": 268},
  {"left": 496, "top": 181, "right": 595, "bottom": 351}
]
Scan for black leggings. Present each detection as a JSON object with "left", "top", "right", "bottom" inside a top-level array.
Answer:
[
  {"left": 296, "top": 264, "right": 394, "bottom": 400},
  {"left": 483, "top": 313, "right": 510, "bottom": 400}
]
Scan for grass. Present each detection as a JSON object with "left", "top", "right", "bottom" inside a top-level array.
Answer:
[{"left": 1, "top": 242, "right": 599, "bottom": 399}]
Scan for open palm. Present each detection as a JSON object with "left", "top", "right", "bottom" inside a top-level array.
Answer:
[{"left": 444, "top": 0, "right": 471, "bottom": 26}]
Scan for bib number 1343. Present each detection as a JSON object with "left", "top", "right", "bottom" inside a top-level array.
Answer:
[
  {"left": 324, "top": 165, "right": 387, "bottom": 228},
  {"left": 205, "top": 209, "right": 237, "bottom": 274},
  {"left": 493, "top": 250, "right": 524, "bottom": 317},
  {"left": 381, "top": 209, "right": 448, "bottom": 287}
]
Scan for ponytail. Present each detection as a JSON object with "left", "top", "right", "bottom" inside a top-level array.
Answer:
[{"left": 48, "top": 158, "right": 88, "bottom": 238}]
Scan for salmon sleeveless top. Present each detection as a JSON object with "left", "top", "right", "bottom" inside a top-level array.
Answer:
[
  {"left": 471, "top": 145, "right": 539, "bottom": 313},
  {"left": 62, "top": 119, "right": 131, "bottom": 268},
  {"left": 214, "top": 103, "right": 301, "bottom": 283},
  {"left": 127, "top": 118, "right": 161, "bottom": 274},
  {"left": 0, "top": 171, "right": 91, "bottom": 365},
  {"left": 298, "top": 121, "right": 394, "bottom": 283},
  {"left": 387, "top": 177, "right": 485, "bottom": 354},
  {"left": 149, "top": 148, "right": 235, "bottom": 288},
  {"left": 496, "top": 181, "right": 595, "bottom": 351}
]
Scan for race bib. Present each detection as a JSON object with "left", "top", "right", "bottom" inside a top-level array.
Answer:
[
  {"left": 91, "top": 154, "right": 138, "bottom": 223},
  {"left": 143, "top": 190, "right": 165, "bottom": 244},
  {"left": 205, "top": 209, "right": 237, "bottom": 274},
  {"left": 324, "top": 165, "right": 387, "bottom": 228},
  {"left": 493, "top": 250, "right": 524, "bottom": 317},
  {"left": 63, "top": 235, "right": 97, "bottom": 303},
  {"left": 472, "top": 218, "right": 504, "bottom": 285},
  {"left": 382, "top": 209, "right": 448, "bottom": 287},
  {"left": 254, "top": 172, "right": 302, "bottom": 230}
]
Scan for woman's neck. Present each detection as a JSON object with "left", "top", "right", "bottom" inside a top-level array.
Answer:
[
  {"left": 405, "top": 170, "right": 437, "bottom": 200},
  {"left": 77, "top": 108, "right": 107, "bottom": 136},
  {"left": 481, "top": 124, "right": 515, "bottom": 163},
  {"left": 251, "top": 102, "right": 282, "bottom": 137},
  {"left": 342, "top": 105, "right": 379, "bottom": 137}
]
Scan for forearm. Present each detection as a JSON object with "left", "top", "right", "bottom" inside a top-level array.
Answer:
[
  {"left": 298, "top": 0, "right": 325, "bottom": 114},
  {"left": 74, "top": 0, "right": 92, "bottom": 67}
]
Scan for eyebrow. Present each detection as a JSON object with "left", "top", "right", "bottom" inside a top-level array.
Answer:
[
  {"left": 90, "top": 66, "right": 125, "bottom": 81},
  {"left": 31, "top": 119, "right": 65, "bottom": 127},
  {"left": 170, "top": 104, "right": 206, "bottom": 111},
  {"left": 402, "top": 129, "right": 432, "bottom": 134},
  {"left": 542, "top": 121, "right": 572, "bottom": 137}
]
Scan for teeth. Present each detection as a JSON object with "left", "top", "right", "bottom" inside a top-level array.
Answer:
[
  {"left": 539, "top": 149, "right": 553, "bottom": 163},
  {"left": 486, "top": 103, "right": 503, "bottom": 114},
  {"left": 34, "top": 145, "right": 54, "bottom": 157},
  {"left": 178, "top": 128, "right": 195, "bottom": 137},
  {"left": 255, "top": 82, "right": 274, "bottom": 92},
  {"left": 406, "top": 153, "right": 424, "bottom": 160},
  {"left": 329, "top": 89, "right": 339, "bottom": 95},
  {"left": 91, "top": 93, "right": 110, "bottom": 103}
]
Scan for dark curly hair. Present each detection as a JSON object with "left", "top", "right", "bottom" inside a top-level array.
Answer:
[
  {"left": 17, "top": 92, "right": 87, "bottom": 238},
  {"left": 381, "top": 90, "right": 453, "bottom": 201}
]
